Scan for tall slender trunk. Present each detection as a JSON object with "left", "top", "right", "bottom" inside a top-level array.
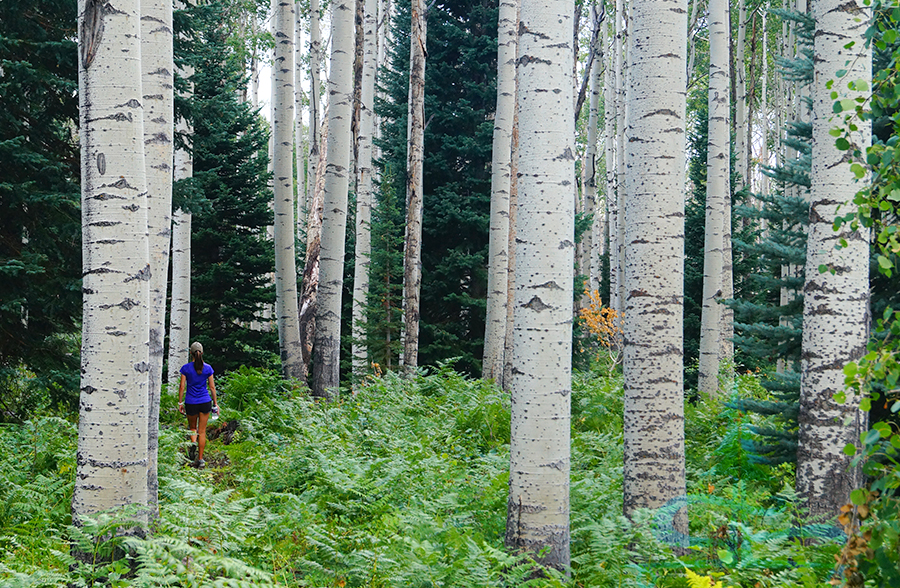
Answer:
[
  {"left": 299, "top": 123, "right": 327, "bottom": 381},
  {"left": 311, "top": 0, "right": 356, "bottom": 398},
  {"left": 402, "top": 0, "right": 427, "bottom": 372},
  {"left": 308, "top": 0, "right": 322, "bottom": 208},
  {"left": 623, "top": 0, "right": 687, "bottom": 537},
  {"left": 166, "top": 56, "right": 194, "bottom": 392},
  {"left": 74, "top": 0, "right": 150, "bottom": 524},
  {"left": 273, "top": 0, "right": 304, "bottom": 379},
  {"left": 698, "top": 0, "right": 730, "bottom": 396},
  {"left": 582, "top": 4, "right": 602, "bottom": 295},
  {"left": 797, "top": 0, "right": 870, "bottom": 521},
  {"left": 504, "top": 0, "right": 574, "bottom": 570},
  {"left": 613, "top": 0, "right": 626, "bottom": 316},
  {"left": 734, "top": 0, "right": 748, "bottom": 188},
  {"left": 601, "top": 18, "right": 614, "bottom": 296},
  {"left": 352, "top": 0, "right": 378, "bottom": 381},
  {"left": 483, "top": 0, "right": 517, "bottom": 383},
  {"left": 295, "top": 6, "right": 307, "bottom": 237},
  {"left": 141, "top": 0, "right": 174, "bottom": 516}
]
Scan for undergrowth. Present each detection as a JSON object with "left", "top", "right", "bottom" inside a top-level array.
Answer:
[{"left": 0, "top": 367, "right": 842, "bottom": 586}]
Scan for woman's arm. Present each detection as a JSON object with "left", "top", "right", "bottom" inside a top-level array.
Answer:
[
  {"left": 208, "top": 375, "right": 218, "bottom": 407},
  {"left": 178, "top": 374, "right": 187, "bottom": 414}
]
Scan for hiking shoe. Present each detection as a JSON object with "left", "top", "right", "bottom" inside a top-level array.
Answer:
[
  {"left": 188, "top": 444, "right": 197, "bottom": 462},
  {"left": 196, "top": 459, "right": 206, "bottom": 469}
]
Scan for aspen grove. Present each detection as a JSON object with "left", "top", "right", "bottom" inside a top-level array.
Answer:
[{"left": 2, "top": 0, "right": 900, "bottom": 583}]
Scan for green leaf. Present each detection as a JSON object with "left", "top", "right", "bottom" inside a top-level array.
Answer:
[
  {"left": 836, "top": 69, "right": 848, "bottom": 78},
  {"left": 851, "top": 79, "right": 869, "bottom": 92},
  {"left": 829, "top": 127, "right": 843, "bottom": 137},
  {"left": 850, "top": 488, "right": 867, "bottom": 505},
  {"left": 717, "top": 549, "right": 734, "bottom": 565},
  {"left": 893, "top": 400, "right": 900, "bottom": 413},
  {"left": 851, "top": 163, "right": 866, "bottom": 179},
  {"left": 884, "top": 29, "right": 899, "bottom": 44},
  {"left": 844, "top": 443, "right": 858, "bottom": 456},
  {"left": 878, "top": 255, "right": 893, "bottom": 270},
  {"left": 834, "top": 101, "right": 844, "bottom": 113},
  {"left": 841, "top": 99, "right": 858, "bottom": 112},
  {"left": 865, "top": 428, "right": 882, "bottom": 444},
  {"left": 836, "top": 137, "right": 851, "bottom": 150},
  {"left": 844, "top": 362, "right": 858, "bottom": 376}
]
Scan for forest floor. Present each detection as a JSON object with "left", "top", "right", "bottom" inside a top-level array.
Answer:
[{"left": 0, "top": 366, "right": 844, "bottom": 587}]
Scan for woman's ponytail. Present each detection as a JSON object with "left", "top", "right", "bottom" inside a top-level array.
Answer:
[{"left": 190, "top": 342, "right": 204, "bottom": 375}]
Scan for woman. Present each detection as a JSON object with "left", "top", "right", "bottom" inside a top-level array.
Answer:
[{"left": 178, "top": 341, "right": 219, "bottom": 468}]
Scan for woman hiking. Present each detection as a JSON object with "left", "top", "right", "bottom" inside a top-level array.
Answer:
[{"left": 177, "top": 341, "right": 219, "bottom": 468}]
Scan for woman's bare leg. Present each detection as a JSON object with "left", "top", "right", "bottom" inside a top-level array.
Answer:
[
  {"left": 197, "top": 411, "right": 210, "bottom": 461},
  {"left": 187, "top": 413, "right": 199, "bottom": 443}
]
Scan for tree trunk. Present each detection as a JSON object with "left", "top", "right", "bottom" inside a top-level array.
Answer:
[
  {"left": 502, "top": 107, "right": 519, "bottom": 392},
  {"left": 166, "top": 58, "right": 194, "bottom": 391},
  {"left": 504, "top": 0, "right": 574, "bottom": 571},
  {"left": 299, "top": 124, "right": 327, "bottom": 382},
  {"left": 697, "top": 0, "right": 730, "bottom": 397},
  {"left": 352, "top": 0, "right": 378, "bottom": 382},
  {"left": 623, "top": 0, "right": 688, "bottom": 539},
  {"left": 141, "top": 0, "right": 174, "bottom": 517},
  {"left": 74, "top": 0, "right": 149, "bottom": 525},
  {"left": 582, "top": 4, "right": 602, "bottom": 295},
  {"left": 311, "top": 0, "right": 356, "bottom": 398},
  {"left": 612, "top": 0, "right": 626, "bottom": 316},
  {"left": 483, "top": 0, "right": 517, "bottom": 383},
  {"left": 734, "top": 0, "right": 748, "bottom": 188},
  {"left": 308, "top": 0, "right": 322, "bottom": 209},
  {"left": 402, "top": 0, "right": 427, "bottom": 373},
  {"left": 273, "top": 0, "right": 304, "bottom": 379},
  {"left": 797, "top": 0, "right": 870, "bottom": 521},
  {"left": 295, "top": 5, "right": 307, "bottom": 237}
]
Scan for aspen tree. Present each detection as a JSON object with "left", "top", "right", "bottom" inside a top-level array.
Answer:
[
  {"left": 483, "top": 0, "right": 517, "bottom": 383},
  {"left": 295, "top": 3, "right": 307, "bottom": 236},
  {"left": 308, "top": 0, "right": 322, "bottom": 207},
  {"left": 698, "top": 0, "right": 730, "bottom": 396},
  {"left": 623, "top": 0, "right": 688, "bottom": 532},
  {"left": 352, "top": 0, "right": 378, "bottom": 380},
  {"left": 797, "top": 0, "right": 870, "bottom": 520},
  {"left": 312, "top": 0, "right": 356, "bottom": 397},
  {"left": 273, "top": 0, "right": 304, "bottom": 379},
  {"left": 401, "top": 0, "right": 427, "bottom": 372},
  {"left": 504, "top": 0, "right": 574, "bottom": 570},
  {"left": 141, "top": 0, "right": 174, "bottom": 515},
  {"left": 166, "top": 56, "right": 194, "bottom": 392},
  {"left": 734, "top": 0, "right": 749, "bottom": 187},
  {"left": 612, "top": 0, "right": 626, "bottom": 315},
  {"left": 74, "top": 0, "right": 150, "bottom": 523},
  {"left": 581, "top": 4, "right": 602, "bottom": 294}
]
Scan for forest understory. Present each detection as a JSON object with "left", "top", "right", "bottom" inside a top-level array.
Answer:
[{"left": 0, "top": 366, "right": 844, "bottom": 587}]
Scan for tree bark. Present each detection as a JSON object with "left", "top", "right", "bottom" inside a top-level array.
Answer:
[
  {"left": 74, "top": 0, "right": 150, "bottom": 525},
  {"left": 623, "top": 0, "right": 688, "bottom": 539},
  {"left": 352, "top": 0, "right": 378, "bottom": 381},
  {"left": 697, "top": 0, "right": 730, "bottom": 397},
  {"left": 483, "top": 0, "right": 517, "bottom": 383},
  {"left": 311, "top": 0, "right": 356, "bottom": 398},
  {"left": 402, "top": 0, "right": 427, "bottom": 373},
  {"left": 581, "top": 4, "right": 602, "bottom": 295},
  {"left": 504, "top": 0, "right": 574, "bottom": 570},
  {"left": 797, "top": 0, "right": 870, "bottom": 521},
  {"left": 273, "top": 0, "right": 304, "bottom": 379},
  {"left": 308, "top": 0, "right": 323, "bottom": 209}
]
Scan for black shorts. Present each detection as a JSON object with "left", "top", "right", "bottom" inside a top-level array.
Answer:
[{"left": 185, "top": 401, "right": 212, "bottom": 416}]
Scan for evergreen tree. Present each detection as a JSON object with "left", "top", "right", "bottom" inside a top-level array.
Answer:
[
  {"left": 375, "top": 0, "right": 497, "bottom": 375},
  {"left": 0, "top": 0, "right": 81, "bottom": 411},
  {"left": 175, "top": 2, "right": 277, "bottom": 374}
]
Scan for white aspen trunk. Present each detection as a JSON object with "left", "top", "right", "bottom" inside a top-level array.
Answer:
[
  {"left": 295, "top": 9, "right": 307, "bottom": 237},
  {"left": 686, "top": 0, "right": 704, "bottom": 83},
  {"left": 308, "top": 0, "right": 323, "bottom": 229},
  {"left": 581, "top": 5, "right": 601, "bottom": 295},
  {"left": 311, "top": 0, "right": 356, "bottom": 398},
  {"left": 483, "top": 0, "right": 517, "bottom": 382},
  {"left": 251, "top": 16, "right": 260, "bottom": 111},
  {"left": 613, "top": 0, "right": 626, "bottom": 316},
  {"left": 74, "top": 0, "right": 149, "bottom": 524},
  {"left": 601, "top": 18, "right": 614, "bottom": 295},
  {"left": 505, "top": 0, "right": 573, "bottom": 570},
  {"left": 797, "top": 0, "right": 870, "bottom": 521},
  {"left": 166, "top": 57, "right": 194, "bottom": 391},
  {"left": 697, "top": 0, "right": 730, "bottom": 396},
  {"left": 734, "top": 0, "right": 748, "bottom": 188},
  {"left": 141, "top": 0, "right": 174, "bottom": 516},
  {"left": 623, "top": 0, "right": 687, "bottom": 533},
  {"left": 273, "top": 0, "right": 304, "bottom": 379},
  {"left": 759, "top": 8, "right": 769, "bottom": 197},
  {"left": 351, "top": 0, "right": 378, "bottom": 381},
  {"left": 402, "top": 0, "right": 427, "bottom": 372},
  {"left": 502, "top": 109, "right": 519, "bottom": 391}
]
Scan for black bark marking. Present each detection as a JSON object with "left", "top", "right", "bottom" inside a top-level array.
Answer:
[
  {"left": 523, "top": 296, "right": 551, "bottom": 311},
  {"left": 96, "top": 152, "right": 106, "bottom": 175}
]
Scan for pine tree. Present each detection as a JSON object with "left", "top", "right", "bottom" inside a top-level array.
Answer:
[
  {"left": 0, "top": 0, "right": 81, "bottom": 411},
  {"left": 176, "top": 1, "right": 277, "bottom": 373},
  {"left": 375, "top": 0, "right": 497, "bottom": 375}
]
